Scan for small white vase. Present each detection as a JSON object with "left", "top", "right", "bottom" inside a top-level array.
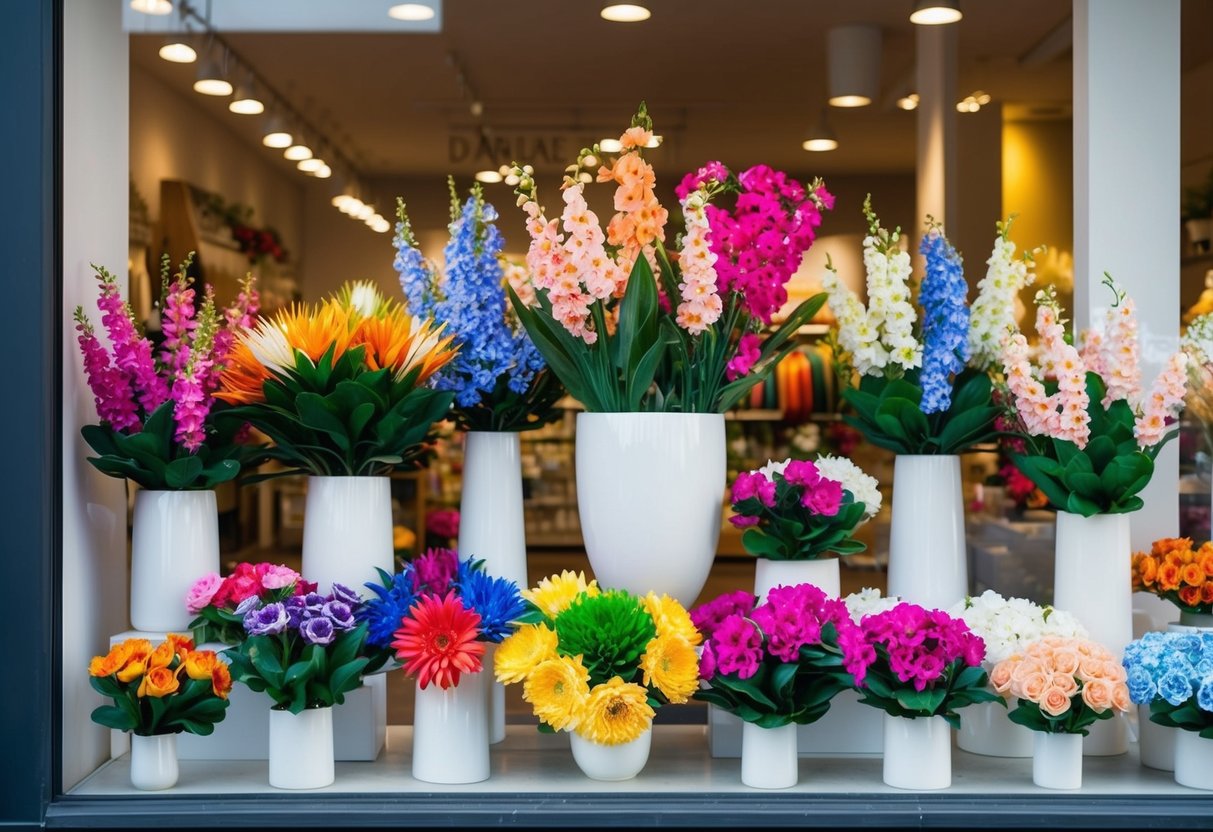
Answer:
[
  {"left": 882, "top": 714, "right": 951, "bottom": 790},
  {"left": 576, "top": 413, "right": 725, "bottom": 606},
  {"left": 459, "top": 431, "right": 525, "bottom": 746},
  {"left": 569, "top": 728, "right": 652, "bottom": 781},
  {"left": 301, "top": 476, "right": 393, "bottom": 594},
  {"left": 1175, "top": 728, "right": 1213, "bottom": 790},
  {"left": 1032, "top": 731, "right": 1083, "bottom": 789},
  {"left": 130, "top": 489, "right": 219, "bottom": 631},
  {"left": 1054, "top": 510, "right": 1131, "bottom": 756},
  {"left": 129, "top": 733, "right": 178, "bottom": 791},
  {"left": 741, "top": 721, "right": 798, "bottom": 789},
  {"left": 957, "top": 689, "right": 1032, "bottom": 757},
  {"left": 887, "top": 455, "right": 966, "bottom": 610},
  {"left": 754, "top": 557, "right": 840, "bottom": 602},
  {"left": 412, "top": 673, "right": 490, "bottom": 784},
  {"left": 1137, "top": 703, "right": 1177, "bottom": 771},
  {"left": 268, "top": 706, "right": 334, "bottom": 790}
]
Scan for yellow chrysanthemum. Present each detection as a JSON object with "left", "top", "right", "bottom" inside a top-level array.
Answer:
[
  {"left": 494, "top": 622, "right": 559, "bottom": 684},
  {"left": 643, "top": 592, "right": 702, "bottom": 647},
  {"left": 640, "top": 634, "right": 700, "bottom": 704},
  {"left": 522, "top": 655, "right": 591, "bottom": 732},
  {"left": 577, "top": 676, "right": 655, "bottom": 746},
  {"left": 523, "top": 570, "right": 600, "bottom": 619}
]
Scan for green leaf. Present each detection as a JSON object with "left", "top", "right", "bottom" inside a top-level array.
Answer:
[
  {"left": 741, "top": 529, "right": 786, "bottom": 559},
  {"left": 90, "top": 704, "right": 136, "bottom": 732},
  {"left": 295, "top": 392, "right": 352, "bottom": 454},
  {"left": 875, "top": 398, "right": 930, "bottom": 448},
  {"left": 164, "top": 455, "right": 204, "bottom": 489}
]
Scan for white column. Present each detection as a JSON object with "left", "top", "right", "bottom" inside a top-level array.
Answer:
[
  {"left": 916, "top": 24, "right": 958, "bottom": 231},
  {"left": 1073, "top": 0, "right": 1181, "bottom": 552}
]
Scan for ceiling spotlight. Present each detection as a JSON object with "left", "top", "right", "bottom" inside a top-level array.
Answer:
[
  {"left": 910, "top": 0, "right": 963, "bottom": 25},
  {"left": 297, "top": 158, "right": 325, "bottom": 173},
  {"left": 956, "top": 91, "right": 989, "bottom": 113},
  {"left": 599, "top": 138, "right": 623, "bottom": 153},
  {"left": 975, "top": 91, "right": 991, "bottom": 105},
  {"left": 828, "top": 25, "right": 881, "bottom": 108},
  {"left": 193, "top": 55, "right": 232, "bottom": 97},
  {"left": 284, "top": 142, "right": 313, "bottom": 162},
  {"left": 130, "top": 0, "right": 173, "bottom": 14},
  {"left": 897, "top": 93, "right": 920, "bottom": 111},
  {"left": 475, "top": 170, "right": 504, "bottom": 184},
  {"left": 802, "top": 110, "right": 839, "bottom": 152},
  {"left": 354, "top": 203, "right": 376, "bottom": 221},
  {"left": 331, "top": 194, "right": 353, "bottom": 209},
  {"left": 601, "top": 3, "right": 650, "bottom": 22},
  {"left": 365, "top": 213, "right": 385, "bottom": 228},
  {"left": 314, "top": 164, "right": 333, "bottom": 179},
  {"left": 158, "top": 37, "right": 196, "bottom": 64},
  {"left": 261, "top": 112, "right": 293, "bottom": 148},
  {"left": 339, "top": 197, "right": 364, "bottom": 215},
  {"left": 228, "top": 79, "right": 265, "bottom": 115},
  {"left": 388, "top": 3, "right": 436, "bottom": 21}
]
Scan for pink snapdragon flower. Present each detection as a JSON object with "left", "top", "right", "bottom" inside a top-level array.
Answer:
[
  {"left": 74, "top": 311, "right": 141, "bottom": 433},
  {"left": 1135, "top": 351, "right": 1188, "bottom": 448},
  {"left": 95, "top": 270, "right": 170, "bottom": 414}
]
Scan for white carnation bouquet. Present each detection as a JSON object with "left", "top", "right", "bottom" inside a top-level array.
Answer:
[{"left": 949, "top": 589, "right": 1087, "bottom": 666}]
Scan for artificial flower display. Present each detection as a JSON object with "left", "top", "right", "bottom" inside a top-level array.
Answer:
[
  {"left": 950, "top": 590, "right": 1087, "bottom": 667},
  {"left": 990, "top": 636, "right": 1130, "bottom": 735},
  {"left": 843, "top": 587, "right": 901, "bottom": 622},
  {"left": 507, "top": 103, "right": 831, "bottom": 413},
  {"left": 186, "top": 561, "right": 313, "bottom": 645},
  {"left": 825, "top": 212, "right": 1026, "bottom": 455},
  {"left": 1132, "top": 538, "right": 1213, "bottom": 615},
  {"left": 851, "top": 602, "right": 997, "bottom": 727},
  {"left": 75, "top": 255, "right": 261, "bottom": 489},
  {"left": 729, "top": 455, "right": 881, "bottom": 560},
  {"left": 999, "top": 275, "right": 1188, "bottom": 515},
  {"left": 394, "top": 183, "right": 563, "bottom": 432},
  {"left": 691, "top": 584, "right": 873, "bottom": 727},
  {"left": 216, "top": 282, "right": 458, "bottom": 475},
  {"left": 88, "top": 634, "right": 232, "bottom": 735},
  {"left": 495, "top": 575, "right": 700, "bottom": 745},
  {"left": 359, "top": 548, "right": 527, "bottom": 689},
  {"left": 220, "top": 572, "right": 387, "bottom": 714},
  {"left": 1125, "top": 631, "right": 1213, "bottom": 738}
]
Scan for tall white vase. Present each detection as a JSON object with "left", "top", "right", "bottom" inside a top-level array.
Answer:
[
  {"left": 269, "top": 707, "right": 334, "bottom": 790},
  {"left": 576, "top": 413, "right": 725, "bottom": 606},
  {"left": 1054, "top": 510, "right": 1130, "bottom": 756},
  {"left": 882, "top": 714, "right": 951, "bottom": 790},
  {"left": 741, "top": 721, "right": 798, "bottom": 789},
  {"left": 130, "top": 489, "right": 219, "bottom": 632},
  {"left": 1032, "top": 731, "right": 1083, "bottom": 789},
  {"left": 459, "top": 431, "right": 525, "bottom": 746},
  {"left": 569, "top": 728, "right": 652, "bottom": 781},
  {"left": 754, "top": 557, "right": 840, "bottom": 602},
  {"left": 412, "top": 673, "right": 490, "bottom": 784},
  {"left": 887, "top": 455, "right": 967, "bottom": 610},
  {"left": 1175, "top": 728, "right": 1213, "bottom": 790},
  {"left": 129, "top": 733, "right": 178, "bottom": 791},
  {"left": 302, "top": 476, "right": 393, "bottom": 594}
]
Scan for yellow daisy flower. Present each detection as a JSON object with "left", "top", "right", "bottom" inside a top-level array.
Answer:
[
  {"left": 577, "top": 676, "right": 655, "bottom": 746},
  {"left": 523, "top": 570, "right": 600, "bottom": 619},
  {"left": 640, "top": 634, "right": 700, "bottom": 704},
  {"left": 494, "top": 623, "right": 559, "bottom": 684},
  {"left": 643, "top": 592, "right": 702, "bottom": 647},
  {"left": 523, "top": 655, "right": 591, "bottom": 732}
]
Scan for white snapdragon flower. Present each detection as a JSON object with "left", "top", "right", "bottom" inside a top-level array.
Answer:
[
  {"left": 967, "top": 232, "right": 1035, "bottom": 371},
  {"left": 814, "top": 454, "right": 882, "bottom": 517}
]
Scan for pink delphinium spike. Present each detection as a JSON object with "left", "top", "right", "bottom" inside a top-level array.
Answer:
[
  {"left": 171, "top": 291, "right": 219, "bottom": 452},
  {"left": 1134, "top": 351, "right": 1188, "bottom": 448},
  {"left": 93, "top": 265, "right": 169, "bottom": 414},
  {"left": 675, "top": 188, "right": 722, "bottom": 334},
  {"left": 74, "top": 308, "right": 141, "bottom": 432}
]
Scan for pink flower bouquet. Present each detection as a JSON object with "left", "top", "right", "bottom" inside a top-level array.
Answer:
[
  {"left": 692, "top": 584, "right": 873, "bottom": 727},
  {"left": 186, "top": 562, "right": 317, "bottom": 644},
  {"left": 852, "top": 602, "right": 998, "bottom": 727},
  {"left": 990, "top": 636, "right": 1131, "bottom": 735}
]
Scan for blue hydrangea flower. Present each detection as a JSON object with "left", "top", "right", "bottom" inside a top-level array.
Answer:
[
  {"left": 358, "top": 566, "right": 419, "bottom": 650},
  {"left": 454, "top": 557, "right": 527, "bottom": 644},
  {"left": 1126, "top": 664, "right": 1157, "bottom": 705},
  {"left": 1158, "top": 669, "right": 1195, "bottom": 707},
  {"left": 917, "top": 228, "right": 970, "bottom": 414},
  {"left": 1198, "top": 677, "right": 1213, "bottom": 713}
]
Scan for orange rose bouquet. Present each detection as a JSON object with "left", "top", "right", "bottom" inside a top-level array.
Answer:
[
  {"left": 1132, "top": 537, "right": 1213, "bottom": 620},
  {"left": 990, "top": 636, "right": 1130, "bottom": 735},
  {"left": 88, "top": 634, "right": 233, "bottom": 736}
]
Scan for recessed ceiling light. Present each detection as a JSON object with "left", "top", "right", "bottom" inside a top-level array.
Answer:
[
  {"left": 158, "top": 39, "right": 196, "bottom": 64},
  {"left": 802, "top": 138, "right": 838, "bottom": 152},
  {"left": 284, "top": 144, "right": 313, "bottom": 161},
  {"left": 828, "top": 94, "right": 871, "bottom": 108},
  {"left": 388, "top": 3, "right": 435, "bottom": 21},
  {"left": 910, "top": 1, "right": 963, "bottom": 25},
  {"left": 599, "top": 138, "right": 623, "bottom": 153},
  {"left": 130, "top": 0, "right": 173, "bottom": 15},
  {"left": 475, "top": 170, "right": 503, "bottom": 183},
  {"left": 601, "top": 3, "right": 651, "bottom": 22},
  {"left": 897, "top": 93, "right": 920, "bottom": 111},
  {"left": 297, "top": 158, "right": 325, "bottom": 173},
  {"left": 803, "top": 111, "right": 838, "bottom": 152}
]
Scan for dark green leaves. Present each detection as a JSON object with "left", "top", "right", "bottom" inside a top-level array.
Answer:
[
  {"left": 842, "top": 370, "right": 999, "bottom": 455},
  {"left": 853, "top": 657, "right": 995, "bottom": 728}
]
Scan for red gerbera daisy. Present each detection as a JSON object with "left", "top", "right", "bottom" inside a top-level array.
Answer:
[{"left": 391, "top": 591, "right": 485, "bottom": 690}]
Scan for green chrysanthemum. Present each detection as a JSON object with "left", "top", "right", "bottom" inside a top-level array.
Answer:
[{"left": 553, "top": 590, "right": 656, "bottom": 687}]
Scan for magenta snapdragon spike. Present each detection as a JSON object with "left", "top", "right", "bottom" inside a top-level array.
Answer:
[
  {"left": 74, "top": 308, "right": 141, "bottom": 433},
  {"left": 93, "top": 266, "right": 169, "bottom": 413},
  {"left": 172, "top": 292, "right": 220, "bottom": 451},
  {"left": 213, "top": 275, "right": 260, "bottom": 372},
  {"left": 160, "top": 271, "right": 198, "bottom": 372}
]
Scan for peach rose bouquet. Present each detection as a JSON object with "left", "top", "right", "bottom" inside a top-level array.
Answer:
[{"left": 990, "top": 636, "right": 1130, "bottom": 735}]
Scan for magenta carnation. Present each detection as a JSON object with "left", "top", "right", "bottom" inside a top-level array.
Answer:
[
  {"left": 801, "top": 477, "right": 843, "bottom": 516},
  {"left": 731, "top": 470, "right": 776, "bottom": 507},
  {"left": 690, "top": 590, "right": 757, "bottom": 639},
  {"left": 858, "top": 602, "right": 986, "bottom": 693},
  {"left": 712, "top": 614, "right": 764, "bottom": 679}
]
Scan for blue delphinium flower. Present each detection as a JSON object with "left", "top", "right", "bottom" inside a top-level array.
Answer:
[
  {"left": 359, "top": 566, "right": 419, "bottom": 650},
  {"left": 917, "top": 227, "right": 970, "bottom": 414},
  {"left": 453, "top": 557, "right": 527, "bottom": 643}
]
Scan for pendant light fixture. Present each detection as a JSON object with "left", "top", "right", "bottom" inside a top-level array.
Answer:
[
  {"left": 388, "top": 3, "right": 436, "bottom": 21},
  {"left": 284, "top": 135, "right": 314, "bottom": 162},
  {"left": 158, "top": 30, "right": 196, "bottom": 63},
  {"left": 260, "top": 110, "right": 293, "bottom": 149},
  {"left": 827, "top": 25, "right": 881, "bottom": 108},
  {"left": 910, "top": 0, "right": 962, "bottom": 25},
  {"left": 297, "top": 158, "right": 325, "bottom": 173},
  {"left": 193, "top": 46, "right": 232, "bottom": 96},
  {"left": 601, "top": 3, "right": 651, "bottom": 22},
  {"left": 228, "top": 75, "right": 265, "bottom": 115},
  {"left": 802, "top": 110, "right": 839, "bottom": 152},
  {"left": 130, "top": 0, "right": 173, "bottom": 14}
]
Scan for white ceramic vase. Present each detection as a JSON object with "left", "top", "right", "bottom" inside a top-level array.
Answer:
[
  {"left": 1175, "top": 728, "right": 1213, "bottom": 790},
  {"left": 741, "top": 721, "right": 798, "bottom": 789},
  {"left": 129, "top": 733, "right": 178, "bottom": 791},
  {"left": 1054, "top": 510, "right": 1130, "bottom": 756},
  {"left": 301, "top": 476, "right": 393, "bottom": 594},
  {"left": 957, "top": 688, "right": 1032, "bottom": 757},
  {"left": 130, "top": 489, "right": 219, "bottom": 631},
  {"left": 575, "top": 413, "right": 725, "bottom": 606},
  {"left": 754, "top": 557, "right": 840, "bottom": 602},
  {"left": 882, "top": 714, "right": 951, "bottom": 790},
  {"left": 887, "top": 455, "right": 967, "bottom": 610},
  {"left": 412, "top": 673, "right": 490, "bottom": 784},
  {"left": 1032, "top": 731, "right": 1083, "bottom": 789},
  {"left": 268, "top": 706, "right": 334, "bottom": 790},
  {"left": 459, "top": 431, "right": 525, "bottom": 746},
  {"left": 1137, "top": 703, "right": 1176, "bottom": 771},
  {"left": 569, "top": 728, "right": 652, "bottom": 781}
]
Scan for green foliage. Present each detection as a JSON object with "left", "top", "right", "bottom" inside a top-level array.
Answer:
[
  {"left": 225, "top": 344, "right": 455, "bottom": 477},
  {"left": 842, "top": 369, "right": 1000, "bottom": 455},
  {"left": 81, "top": 400, "right": 261, "bottom": 490},
  {"left": 1149, "top": 697, "right": 1213, "bottom": 739},
  {"left": 1010, "top": 372, "right": 1166, "bottom": 516},
  {"left": 88, "top": 664, "right": 230, "bottom": 737},
  {"left": 734, "top": 484, "right": 868, "bottom": 561},
  {"left": 853, "top": 659, "right": 999, "bottom": 730},
  {"left": 552, "top": 590, "right": 656, "bottom": 687},
  {"left": 1007, "top": 696, "right": 1113, "bottom": 736},
  {"left": 449, "top": 368, "right": 565, "bottom": 432}
]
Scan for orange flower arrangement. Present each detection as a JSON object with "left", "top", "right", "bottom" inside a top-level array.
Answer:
[
  {"left": 88, "top": 634, "right": 232, "bottom": 736},
  {"left": 1132, "top": 537, "right": 1213, "bottom": 614}
]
